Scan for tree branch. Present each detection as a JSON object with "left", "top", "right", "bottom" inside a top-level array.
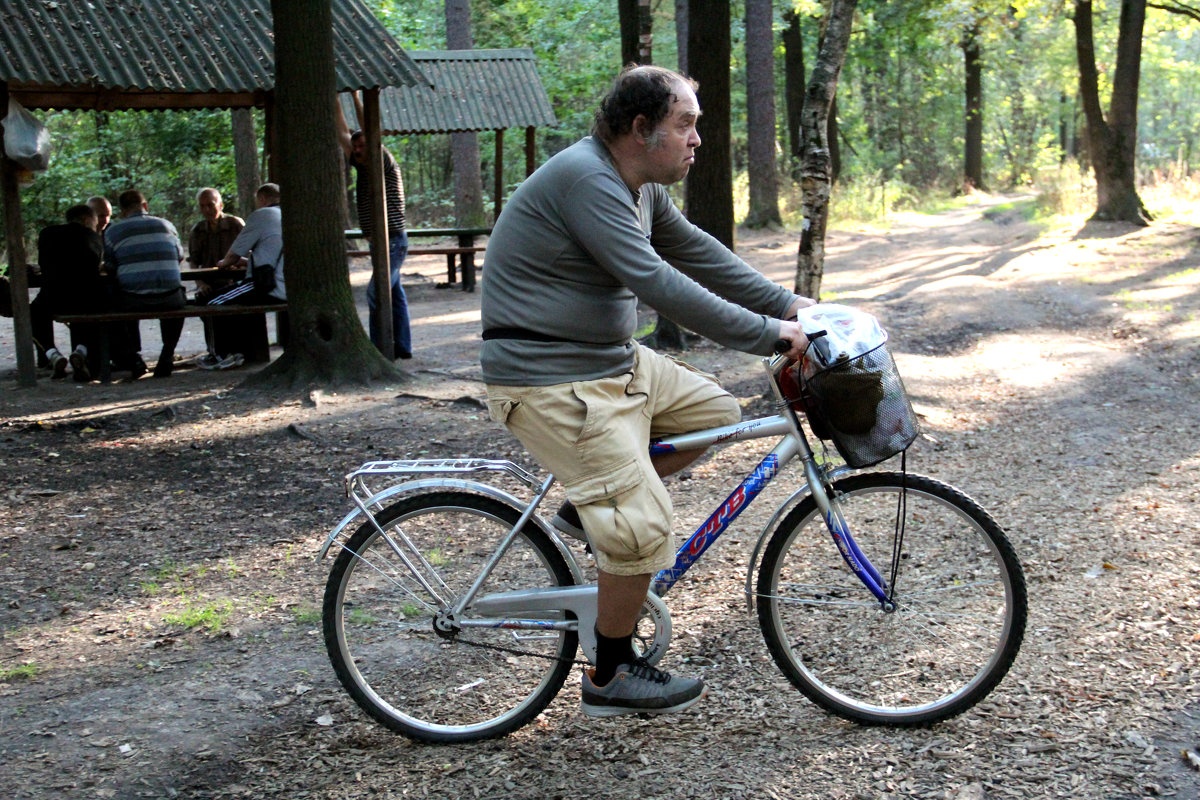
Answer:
[{"left": 1148, "top": 0, "right": 1200, "bottom": 22}]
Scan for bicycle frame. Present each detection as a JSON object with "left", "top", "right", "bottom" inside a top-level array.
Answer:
[{"left": 319, "top": 355, "right": 898, "bottom": 650}]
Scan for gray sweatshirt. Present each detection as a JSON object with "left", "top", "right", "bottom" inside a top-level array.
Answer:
[{"left": 480, "top": 137, "right": 798, "bottom": 385}]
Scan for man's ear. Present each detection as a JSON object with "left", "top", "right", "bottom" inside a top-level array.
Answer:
[{"left": 632, "top": 115, "right": 652, "bottom": 145}]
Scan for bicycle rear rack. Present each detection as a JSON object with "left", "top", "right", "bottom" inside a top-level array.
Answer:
[{"left": 346, "top": 458, "right": 544, "bottom": 500}]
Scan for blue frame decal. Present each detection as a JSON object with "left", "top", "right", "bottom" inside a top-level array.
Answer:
[{"left": 652, "top": 453, "right": 780, "bottom": 595}]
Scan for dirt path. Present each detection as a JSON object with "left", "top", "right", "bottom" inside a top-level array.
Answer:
[{"left": 1, "top": 196, "right": 1198, "bottom": 799}]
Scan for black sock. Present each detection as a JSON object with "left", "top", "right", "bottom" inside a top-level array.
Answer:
[{"left": 593, "top": 626, "right": 636, "bottom": 687}]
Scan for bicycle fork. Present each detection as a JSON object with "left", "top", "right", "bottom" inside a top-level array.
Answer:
[{"left": 799, "top": 455, "right": 895, "bottom": 612}]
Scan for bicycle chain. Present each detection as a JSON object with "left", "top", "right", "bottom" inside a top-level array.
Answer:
[{"left": 447, "top": 631, "right": 592, "bottom": 667}]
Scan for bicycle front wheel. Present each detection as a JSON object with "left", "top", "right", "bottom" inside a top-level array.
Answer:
[
  {"left": 323, "top": 492, "right": 578, "bottom": 743},
  {"left": 756, "top": 472, "right": 1026, "bottom": 725}
]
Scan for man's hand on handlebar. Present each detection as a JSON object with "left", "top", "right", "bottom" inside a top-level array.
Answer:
[{"left": 774, "top": 320, "right": 811, "bottom": 361}]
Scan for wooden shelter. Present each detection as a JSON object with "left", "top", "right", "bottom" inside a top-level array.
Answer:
[
  {"left": 0, "top": 0, "right": 426, "bottom": 384},
  {"left": 338, "top": 48, "right": 557, "bottom": 219}
]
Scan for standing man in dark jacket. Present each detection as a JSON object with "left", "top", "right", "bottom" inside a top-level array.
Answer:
[{"left": 336, "top": 102, "right": 412, "bottom": 359}]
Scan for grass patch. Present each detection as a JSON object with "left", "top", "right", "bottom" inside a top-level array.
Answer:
[
  {"left": 346, "top": 607, "right": 376, "bottom": 626},
  {"left": 292, "top": 605, "right": 322, "bottom": 625},
  {"left": 0, "top": 663, "right": 39, "bottom": 682},
  {"left": 163, "top": 597, "right": 235, "bottom": 633},
  {"left": 1114, "top": 288, "right": 1171, "bottom": 313},
  {"left": 1166, "top": 267, "right": 1200, "bottom": 282}
]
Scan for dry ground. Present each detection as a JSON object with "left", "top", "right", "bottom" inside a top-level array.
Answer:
[{"left": 1, "top": 196, "right": 1198, "bottom": 799}]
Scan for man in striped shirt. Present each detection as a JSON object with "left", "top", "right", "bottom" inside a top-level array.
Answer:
[
  {"left": 104, "top": 190, "right": 186, "bottom": 378},
  {"left": 337, "top": 104, "right": 412, "bottom": 360}
]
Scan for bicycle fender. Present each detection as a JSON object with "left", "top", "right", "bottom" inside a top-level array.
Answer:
[{"left": 316, "top": 479, "right": 587, "bottom": 584}]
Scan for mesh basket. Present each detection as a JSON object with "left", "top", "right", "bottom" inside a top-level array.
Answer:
[{"left": 799, "top": 342, "right": 919, "bottom": 468}]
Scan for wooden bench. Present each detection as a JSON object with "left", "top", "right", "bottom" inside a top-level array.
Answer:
[
  {"left": 54, "top": 302, "right": 287, "bottom": 383},
  {"left": 346, "top": 227, "right": 490, "bottom": 292}
]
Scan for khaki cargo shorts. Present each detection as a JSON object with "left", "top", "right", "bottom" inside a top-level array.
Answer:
[{"left": 485, "top": 342, "right": 741, "bottom": 576}]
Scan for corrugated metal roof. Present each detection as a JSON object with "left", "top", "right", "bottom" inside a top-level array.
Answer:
[
  {"left": 339, "top": 48, "right": 556, "bottom": 134},
  {"left": 0, "top": 0, "right": 426, "bottom": 110}
]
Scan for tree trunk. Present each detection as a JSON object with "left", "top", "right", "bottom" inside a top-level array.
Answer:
[
  {"left": 743, "top": 0, "right": 783, "bottom": 229},
  {"left": 93, "top": 110, "right": 116, "bottom": 185},
  {"left": 782, "top": 10, "right": 805, "bottom": 180},
  {"left": 259, "top": 0, "right": 398, "bottom": 390},
  {"left": 685, "top": 0, "right": 734, "bottom": 248},
  {"left": 615, "top": 0, "right": 685, "bottom": 351},
  {"left": 829, "top": 96, "right": 841, "bottom": 183},
  {"left": 675, "top": 0, "right": 688, "bottom": 73},
  {"left": 231, "top": 109, "right": 261, "bottom": 219},
  {"left": 794, "top": 0, "right": 858, "bottom": 300},
  {"left": 618, "top": 0, "right": 653, "bottom": 65},
  {"left": 446, "top": 0, "right": 487, "bottom": 228},
  {"left": 1073, "top": 0, "right": 1151, "bottom": 225},
  {"left": 619, "top": 0, "right": 638, "bottom": 65},
  {"left": 963, "top": 26, "right": 985, "bottom": 192}
]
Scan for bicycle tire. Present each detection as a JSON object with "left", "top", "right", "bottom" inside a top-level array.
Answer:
[
  {"left": 756, "top": 472, "right": 1026, "bottom": 725},
  {"left": 323, "top": 491, "right": 578, "bottom": 743}
]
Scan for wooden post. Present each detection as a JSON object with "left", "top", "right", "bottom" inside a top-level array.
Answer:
[
  {"left": 525, "top": 126, "right": 536, "bottom": 177},
  {"left": 363, "top": 87, "right": 393, "bottom": 359},
  {"left": 493, "top": 128, "right": 504, "bottom": 220},
  {"left": 1, "top": 82, "right": 36, "bottom": 386}
]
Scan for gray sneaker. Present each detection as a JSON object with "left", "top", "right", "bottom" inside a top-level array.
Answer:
[
  {"left": 550, "top": 501, "right": 588, "bottom": 542},
  {"left": 581, "top": 659, "right": 707, "bottom": 718}
]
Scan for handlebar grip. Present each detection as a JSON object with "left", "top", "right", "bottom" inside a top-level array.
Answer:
[{"left": 773, "top": 339, "right": 791, "bottom": 355}]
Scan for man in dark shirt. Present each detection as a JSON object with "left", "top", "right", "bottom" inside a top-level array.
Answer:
[
  {"left": 336, "top": 102, "right": 412, "bottom": 359},
  {"left": 31, "top": 204, "right": 111, "bottom": 380}
]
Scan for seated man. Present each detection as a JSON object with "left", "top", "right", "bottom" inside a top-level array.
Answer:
[
  {"left": 186, "top": 187, "right": 246, "bottom": 367},
  {"left": 187, "top": 187, "right": 244, "bottom": 297},
  {"left": 205, "top": 183, "right": 287, "bottom": 367},
  {"left": 104, "top": 189, "right": 186, "bottom": 378},
  {"left": 30, "top": 203, "right": 112, "bottom": 381}
]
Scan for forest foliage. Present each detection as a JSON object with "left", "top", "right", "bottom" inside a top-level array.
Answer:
[{"left": 5, "top": 0, "right": 1198, "bottom": 249}]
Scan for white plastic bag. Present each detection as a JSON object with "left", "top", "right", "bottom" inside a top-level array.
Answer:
[
  {"left": 2, "top": 99, "right": 51, "bottom": 171},
  {"left": 794, "top": 303, "right": 888, "bottom": 371}
]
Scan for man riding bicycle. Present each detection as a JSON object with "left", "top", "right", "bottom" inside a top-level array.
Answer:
[{"left": 481, "top": 65, "right": 812, "bottom": 717}]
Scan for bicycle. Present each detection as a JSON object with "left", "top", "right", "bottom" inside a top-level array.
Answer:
[{"left": 319, "top": 343, "right": 1028, "bottom": 744}]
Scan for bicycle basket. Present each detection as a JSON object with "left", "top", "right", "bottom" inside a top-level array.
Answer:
[
  {"left": 802, "top": 343, "right": 919, "bottom": 467},
  {"left": 784, "top": 304, "right": 919, "bottom": 468}
]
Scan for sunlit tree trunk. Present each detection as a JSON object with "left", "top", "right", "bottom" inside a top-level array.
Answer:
[
  {"left": 258, "top": 0, "right": 398, "bottom": 389},
  {"left": 1074, "top": 0, "right": 1151, "bottom": 224},
  {"left": 795, "top": 0, "right": 857, "bottom": 300}
]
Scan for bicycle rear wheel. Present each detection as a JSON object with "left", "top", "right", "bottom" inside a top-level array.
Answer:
[
  {"left": 756, "top": 472, "right": 1026, "bottom": 725},
  {"left": 323, "top": 491, "right": 578, "bottom": 743}
]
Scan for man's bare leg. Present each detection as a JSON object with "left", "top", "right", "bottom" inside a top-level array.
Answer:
[
  {"left": 650, "top": 448, "right": 705, "bottom": 479},
  {"left": 596, "top": 570, "right": 653, "bottom": 638}
]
